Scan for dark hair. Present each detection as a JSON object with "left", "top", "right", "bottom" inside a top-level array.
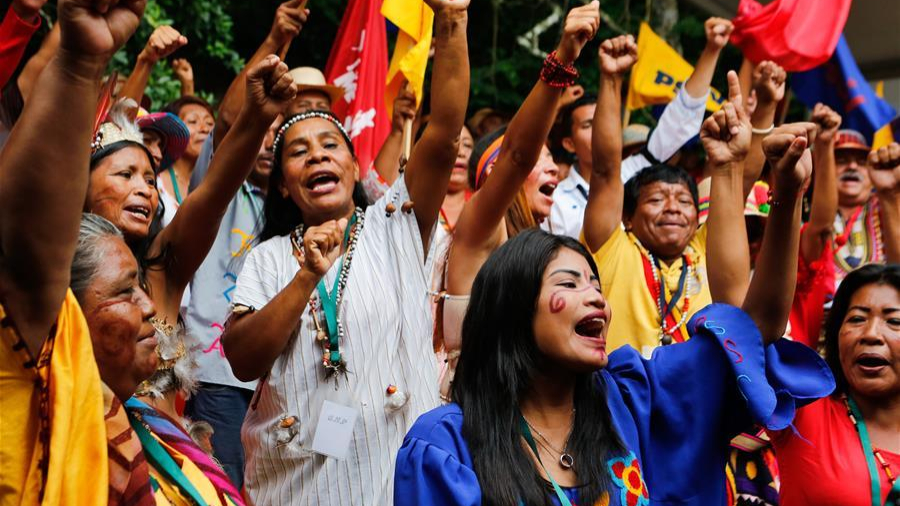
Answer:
[
  {"left": 560, "top": 94, "right": 597, "bottom": 137},
  {"left": 89, "top": 142, "right": 169, "bottom": 279},
  {"left": 623, "top": 164, "right": 699, "bottom": 218},
  {"left": 259, "top": 111, "right": 368, "bottom": 241},
  {"left": 823, "top": 263, "right": 900, "bottom": 394},
  {"left": 163, "top": 95, "right": 215, "bottom": 119},
  {"left": 452, "top": 229, "right": 622, "bottom": 506},
  {"left": 467, "top": 125, "right": 506, "bottom": 190}
]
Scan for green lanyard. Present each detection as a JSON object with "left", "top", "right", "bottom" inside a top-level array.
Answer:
[
  {"left": 129, "top": 414, "right": 209, "bottom": 506},
  {"left": 168, "top": 167, "right": 184, "bottom": 205},
  {"left": 847, "top": 396, "right": 900, "bottom": 506},
  {"left": 316, "top": 213, "right": 357, "bottom": 365},
  {"left": 518, "top": 415, "right": 574, "bottom": 506}
]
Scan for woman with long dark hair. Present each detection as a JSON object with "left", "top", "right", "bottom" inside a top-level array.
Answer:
[
  {"left": 773, "top": 262, "right": 900, "bottom": 506},
  {"left": 395, "top": 229, "right": 835, "bottom": 506}
]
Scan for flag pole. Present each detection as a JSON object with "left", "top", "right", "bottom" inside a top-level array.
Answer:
[
  {"left": 401, "top": 81, "right": 413, "bottom": 164},
  {"left": 279, "top": 0, "right": 309, "bottom": 60}
]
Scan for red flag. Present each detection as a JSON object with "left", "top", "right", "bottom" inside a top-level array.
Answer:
[
  {"left": 324, "top": 0, "right": 390, "bottom": 177},
  {"left": 729, "top": 0, "right": 852, "bottom": 72}
]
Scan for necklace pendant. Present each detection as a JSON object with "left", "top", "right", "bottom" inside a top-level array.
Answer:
[
  {"left": 559, "top": 453, "right": 575, "bottom": 469},
  {"left": 660, "top": 333, "right": 673, "bottom": 346},
  {"left": 316, "top": 329, "right": 327, "bottom": 342}
]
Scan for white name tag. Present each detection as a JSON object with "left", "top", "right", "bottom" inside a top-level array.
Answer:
[{"left": 311, "top": 400, "right": 358, "bottom": 460}]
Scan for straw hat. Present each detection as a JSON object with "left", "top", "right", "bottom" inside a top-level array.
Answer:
[
  {"left": 288, "top": 67, "right": 344, "bottom": 106},
  {"left": 623, "top": 124, "right": 651, "bottom": 149}
]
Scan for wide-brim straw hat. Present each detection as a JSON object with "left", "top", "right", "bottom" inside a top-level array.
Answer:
[{"left": 288, "top": 67, "right": 344, "bottom": 107}]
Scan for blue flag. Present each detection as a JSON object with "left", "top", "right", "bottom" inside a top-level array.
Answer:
[{"left": 792, "top": 35, "right": 896, "bottom": 142}]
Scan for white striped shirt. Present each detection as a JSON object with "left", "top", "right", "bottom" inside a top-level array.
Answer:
[{"left": 232, "top": 176, "right": 440, "bottom": 505}]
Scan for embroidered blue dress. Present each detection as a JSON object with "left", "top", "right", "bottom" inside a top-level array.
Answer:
[{"left": 394, "top": 305, "right": 835, "bottom": 506}]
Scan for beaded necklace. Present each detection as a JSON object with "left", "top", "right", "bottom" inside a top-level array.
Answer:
[
  {"left": 641, "top": 245, "right": 693, "bottom": 346},
  {"left": 290, "top": 208, "right": 365, "bottom": 376},
  {"left": 844, "top": 395, "right": 899, "bottom": 506}
]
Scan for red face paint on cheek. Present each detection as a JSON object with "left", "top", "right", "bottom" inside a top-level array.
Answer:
[{"left": 550, "top": 292, "right": 567, "bottom": 313}]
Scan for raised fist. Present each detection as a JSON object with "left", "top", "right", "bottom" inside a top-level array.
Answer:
[
  {"left": 763, "top": 122, "right": 817, "bottom": 191},
  {"left": 246, "top": 55, "right": 298, "bottom": 121},
  {"left": 704, "top": 17, "right": 733, "bottom": 51},
  {"left": 556, "top": 1, "right": 600, "bottom": 65},
  {"left": 140, "top": 25, "right": 187, "bottom": 63},
  {"left": 868, "top": 142, "right": 900, "bottom": 195},
  {"left": 391, "top": 86, "right": 417, "bottom": 133},
  {"left": 810, "top": 103, "right": 842, "bottom": 145},
  {"left": 598, "top": 35, "right": 638, "bottom": 76},
  {"left": 57, "top": 0, "right": 146, "bottom": 64},
  {"left": 700, "top": 71, "right": 751, "bottom": 166},
  {"left": 172, "top": 58, "right": 193, "bottom": 84},
  {"left": 301, "top": 219, "right": 348, "bottom": 277},
  {"left": 751, "top": 61, "right": 787, "bottom": 106},
  {"left": 269, "top": 0, "right": 308, "bottom": 47}
]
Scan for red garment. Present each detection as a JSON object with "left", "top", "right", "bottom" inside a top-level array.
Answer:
[
  {"left": 0, "top": 7, "right": 40, "bottom": 89},
  {"left": 788, "top": 225, "right": 835, "bottom": 348},
  {"left": 772, "top": 396, "right": 900, "bottom": 506},
  {"left": 324, "top": 0, "right": 390, "bottom": 178},
  {"left": 729, "top": 0, "right": 851, "bottom": 71}
]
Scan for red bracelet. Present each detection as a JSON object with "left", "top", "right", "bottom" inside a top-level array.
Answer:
[{"left": 540, "top": 50, "right": 579, "bottom": 88}]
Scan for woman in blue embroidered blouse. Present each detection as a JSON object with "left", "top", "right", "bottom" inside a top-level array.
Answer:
[{"left": 394, "top": 229, "right": 833, "bottom": 506}]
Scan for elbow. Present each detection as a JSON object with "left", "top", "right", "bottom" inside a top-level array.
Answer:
[{"left": 221, "top": 330, "right": 259, "bottom": 382}]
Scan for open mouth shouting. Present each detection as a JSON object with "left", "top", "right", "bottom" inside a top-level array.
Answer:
[
  {"left": 306, "top": 169, "right": 341, "bottom": 196},
  {"left": 854, "top": 353, "right": 891, "bottom": 375},
  {"left": 575, "top": 311, "right": 607, "bottom": 341},
  {"left": 124, "top": 204, "right": 152, "bottom": 223},
  {"left": 539, "top": 182, "right": 558, "bottom": 197}
]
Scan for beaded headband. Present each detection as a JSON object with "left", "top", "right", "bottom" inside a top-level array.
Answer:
[
  {"left": 273, "top": 110, "right": 353, "bottom": 157},
  {"left": 475, "top": 134, "right": 504, "bottom": 189},
  {"left": 90, "top": 99, "right": 145, "bottom": 156}
]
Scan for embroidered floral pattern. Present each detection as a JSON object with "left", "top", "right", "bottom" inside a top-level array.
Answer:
[{"left": 607, "top": 452, "right": 649, "bottom": 506}]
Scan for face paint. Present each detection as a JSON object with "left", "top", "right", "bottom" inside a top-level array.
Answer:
[{"left": 549, "top": 284, "right": 596, "bottom": 314}]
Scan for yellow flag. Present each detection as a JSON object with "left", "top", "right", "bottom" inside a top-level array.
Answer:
[
  {"left": 626, "top": 22, "right": 724, "bottom": 112},
  {"left": 382, "top": 0, "right": 434, "bottom": 114},
  {"left": 872, "top": 81, "right": 895, "bottom": 150}
]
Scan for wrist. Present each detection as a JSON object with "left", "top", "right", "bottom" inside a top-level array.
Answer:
[
  {"left": 750, "top": 105, "right": 777, "bottom": 129},
  {"left": 702, "top": 44, "right": 724, "bottom": 56},
  {"left": 554, "top": 44, "right": 576, "bottom": 66},
  {"left": 599, "top": 72, "right": 623, "bottom": 87},
  {"left": 294, "top": 267, "right": 322, "bottom": 292},
  {"left": 54, "top": 47, "right": 109, "bottom": 83},
  {"left": 709, "top": 160, "right": 743, "bottom": 175},
  {"left": 137, "top": 50, "right": 158, "bottom": 66},
  {"left": 434, "top": 8, "right": 467, "bottom": 38}
]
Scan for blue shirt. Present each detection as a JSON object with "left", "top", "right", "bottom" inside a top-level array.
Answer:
[{"left": 393, "top": 304, "right": 834, "bottom": 506}]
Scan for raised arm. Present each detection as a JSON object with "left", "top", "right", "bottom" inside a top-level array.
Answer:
[
  {"left": 0, "top": 0, "right": 143, "bottom": 354},
  {"left": 744, "top": 61, "right": 786, "bottom": 196},
  {"left": 582, "top": 34, "right": 637, "bottom": 252},
  {"left": 119, "top": 25, "right": 187, "bottom": 105},
  {"left": 703, "top": 71, "right": 752, "bottom": 306},
  {"left": 684, "top": 17, "right": 732, "bottom": 99},
  {"left": 17, "top": 21, "right": 58, "bottom": 102},
  {"left": 148, "top": 56, "right": 296, "bottom": 298},
  {"left": 372, "top": 87, "right": 417, "bottom": 186},
  {"left": 224, "top": 219, "right": 346, "bottom": 381},
  {"left": 214, "top": 0, "right": 306, "bottom": 147},
  {"left": 0, "top": 0, "right": 46, "bottom": 88},
  {"left": 800, "top": 104, "right": 841, "bottom": 263},
  {"left": 172, "top": 57, "right": 194, "bottom": 96},
  {"left": 743, "top": 123, "right": 816, "bottom": 345},
  {"left": 404, "top": 0, "right": 472, "bottom": 251},
  {"left": 868, "top": 143, "right": 900, "bottom": 263}
]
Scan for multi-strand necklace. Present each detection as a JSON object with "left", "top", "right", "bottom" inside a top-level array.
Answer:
[
  {"left": 642, "top": 246, "right": 693, "bottom": 346},
  {"left": 521, "top": 411, "right": 576, "bottom": 469},
  {"left": 844, "top": 395, "right": 899, "bottom": 506},
  {"left": 290, "top": 208, "right": 365, "bottom": 376}
]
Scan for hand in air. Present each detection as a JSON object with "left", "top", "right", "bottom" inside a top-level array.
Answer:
[
  {"left": 598, "top": 35, "right": 638, "bottom": 76},
  {"left": 556, "top": 1, "right": 601, "bottom": 65},
  {"left": 700, "top": 71, "right": 752, "bottom": 166},
  {"left": 246, "top": 55, "right": 298, "bottom": 121},
  {"left": 868, "top": 143, "right": 900, "bottom": 196}
]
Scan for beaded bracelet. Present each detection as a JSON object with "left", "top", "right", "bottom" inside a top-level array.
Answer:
[{"left": 540, "top": 50, "right": 579, "bottom": 88}]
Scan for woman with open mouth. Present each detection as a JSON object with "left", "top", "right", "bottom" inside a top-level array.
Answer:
[
  {"left": 435, "top": 2, "right": 595, "bottom": 402},
  {"left": 773, "top": 263, "right": 900, "bottom": 506},
  {"left": 394, "top": 229, "right": 835, "bottom": 506}
]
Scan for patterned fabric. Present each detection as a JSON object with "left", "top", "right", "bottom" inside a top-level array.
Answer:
[
  {"left": 607, "top": 453, "right": 649, "bottom": 506},
  {"left": 832, "top": 199, "right": 883, "bottom": 283},
  {"left": 0, "top": 290, "right": 108, "bottom": 506},
  {"left": 726, "top": 447, "right": 780, "bottom": 506},
  {"left": 125, "top": 398, "right": 244, "bottom": 506},
  {"left": 104, "top": 385, "right": 155, "bottom": 506}
]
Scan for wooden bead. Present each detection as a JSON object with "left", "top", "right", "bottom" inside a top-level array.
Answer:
[
  {"left": 401, "top": 201, "right": 415, "bottom": 214},
  {"left": 316, "top": 330, "right": 327, "bottom": 342},
  {"left": 386, "top": 384, "right": 398, "bottom": 395},
  {"left": 279, "top": 416, "right": 297, "bottom": 428},
  {"left": 385, "top": 203, "right": 397, "bottom": 216}
]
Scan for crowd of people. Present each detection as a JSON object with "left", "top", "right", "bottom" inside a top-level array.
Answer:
[{"left": 0, "top": 0, "right": 898, "bottom": 505}]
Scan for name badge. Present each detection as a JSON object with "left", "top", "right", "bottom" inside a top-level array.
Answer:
[{"left": 311, "top": 400, "right": 358, "bottom": 460}]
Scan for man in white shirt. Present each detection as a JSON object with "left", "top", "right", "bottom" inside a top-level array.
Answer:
[{"left": 544, "top": 17, "right": 733, "bottom": 239}]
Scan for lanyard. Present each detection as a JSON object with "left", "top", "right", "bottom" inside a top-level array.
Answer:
[
  {"left": 654, "top": 256, "right": 689, "bottom": 318},
  {"left": 168, "top": 167, "right": 184, "bottom": 205},
  {"left": 518, "top": 415, "right": 574, "bottom": 506},
  {"left": 315, "top": 213, "right": 357, "bottom": 365},
  {"left": 847, "top": 396, "right": 900, "bottom": 506}
]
